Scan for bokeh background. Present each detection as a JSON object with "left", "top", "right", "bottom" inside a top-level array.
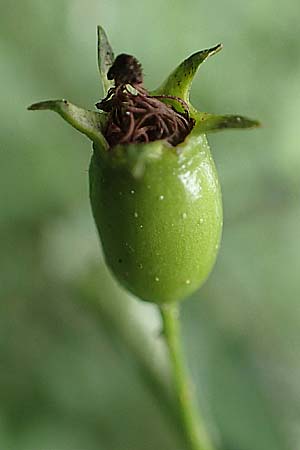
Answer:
[{"left": 1, "top": 0, "right": 300, "bottom": 449}]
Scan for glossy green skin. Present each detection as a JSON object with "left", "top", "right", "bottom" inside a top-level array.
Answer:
[{"left": 89, "top": 131, "right": 222, "bottom": 304}]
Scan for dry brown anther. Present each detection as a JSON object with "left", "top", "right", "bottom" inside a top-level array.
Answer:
[{"left": 96, "top": 54, "right": 195, "bottom": 149}]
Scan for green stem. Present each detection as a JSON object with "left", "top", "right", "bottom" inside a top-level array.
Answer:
[
  {"left": 78, "top": 269, "right": 188, "bottom": 447},
  {"left": 160, "top": 303, "right": 215, "bottom": 450}
]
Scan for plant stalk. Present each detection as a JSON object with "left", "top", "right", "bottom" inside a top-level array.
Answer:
[{"left": 160, "top": 303, "right": 215, "bottom": 450}]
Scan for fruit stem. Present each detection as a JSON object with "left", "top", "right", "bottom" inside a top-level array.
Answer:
[{"left": 160, "top": 303, "right": 215, "bottom": 450}]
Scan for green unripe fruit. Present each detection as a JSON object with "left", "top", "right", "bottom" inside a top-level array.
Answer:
[
  {"left": 28, "top": 26, "right": 259, "bottom": 304},
  {"left": 89, "top": 133, "right": 222, "bottom": 303}
]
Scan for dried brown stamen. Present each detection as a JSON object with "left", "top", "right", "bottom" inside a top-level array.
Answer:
[{"left": 96, "top": 54, "right": 195, "bottom": 149}]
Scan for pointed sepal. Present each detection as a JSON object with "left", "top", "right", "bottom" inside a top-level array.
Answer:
[
  {"left": 97, "top": 26, "right": 115, "bottom": 95},
  {"left": 194, "top": 112, "right": 261, "bottom": 133},
  {"left": 28, "top": 100, "right": 108, "bottom": 149},
  {"left": 152, "top": 44, "right": 223, "bottom": 102}
]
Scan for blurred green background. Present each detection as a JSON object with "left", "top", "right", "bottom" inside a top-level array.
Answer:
[{"left": 1, "top": 0, "right": 300, "bottom": 449}]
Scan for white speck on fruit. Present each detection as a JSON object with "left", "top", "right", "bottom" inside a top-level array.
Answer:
[
  {"left": 185, "top": 279, "right": 191, "bottom": 285},
  {"left": 134, "top": 212, "right": 138, "bottom": 218},
  {"left": 140, "top": 224, "right": 143, "bottom": 229},
  {"left": 199, "top": 218, "right": 204, "bottom": 224},
  {"left": 130, "top": 189, "right": 135, "bottom": 194},
  {"left": 159, "top": 195, "right": 164, "bottom": 200},
  {"left": 182, "top": 212, "right": 187, "bottom": 219},
  {"left": 155, "top": 276, "right": 160, "bottom": 282}
]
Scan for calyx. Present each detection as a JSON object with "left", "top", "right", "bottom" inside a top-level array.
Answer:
[{"left": 28, "top": 26, "right": 260, "bottom": 151}]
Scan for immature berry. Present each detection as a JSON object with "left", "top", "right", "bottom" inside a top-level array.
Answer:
[{"left": 28, "top": 26, "right": 259, "bottom": 304}]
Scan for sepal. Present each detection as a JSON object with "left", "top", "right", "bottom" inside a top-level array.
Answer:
[
  {"left": 28, "top": 99, "right": 108, "bottom": 150},
  {"left": 152, "top": 44, "right": 223, "bottom": 102},
  {"left": 97, "top": 26, "right": 115, "bottom": 95},
  {"left": 194, "top": 112, "right": 260, "bottom": 133}
]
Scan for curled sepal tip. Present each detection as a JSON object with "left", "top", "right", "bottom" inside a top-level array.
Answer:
[
  {"left": 97, "top": 25, "right": 115, "bottom": 95},
  {"left": 153, "top": 43, "right": 223, "bottom": 102},
  {"left": 194, "top": 112, "right": 261, "bottom": 133},
  {"left": 28, "top": 100, "right": 108, "bottom": 150}
]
